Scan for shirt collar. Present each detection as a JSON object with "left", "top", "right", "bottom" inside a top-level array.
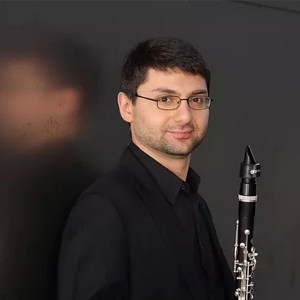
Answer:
[{"left": 128, "top": 142, "right": 201, "bottom": 205}]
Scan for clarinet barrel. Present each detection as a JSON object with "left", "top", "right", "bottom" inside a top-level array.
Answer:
[{"left": 234, "top": 145, "right": 260, "bottom": 300}]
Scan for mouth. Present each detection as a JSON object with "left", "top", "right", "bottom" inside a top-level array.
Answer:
[{"left": 167, "top": 130, "right": 193, "bottom": 139}]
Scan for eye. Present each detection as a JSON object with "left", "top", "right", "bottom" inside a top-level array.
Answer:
[
  {"left": 190, "top": 96, "right": 205, "bottom": 103},
  {"left": 157, "top": 96, "right": 173, "bottom": 103}
]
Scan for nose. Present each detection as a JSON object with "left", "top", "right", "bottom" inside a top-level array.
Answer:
[{"left": 173, "top": 100, "right": 192, "bottom": 124}]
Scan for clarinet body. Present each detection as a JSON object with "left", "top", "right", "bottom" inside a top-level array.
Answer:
[{"left": 234, "top": 145, "right": 260, "bottom": 300}]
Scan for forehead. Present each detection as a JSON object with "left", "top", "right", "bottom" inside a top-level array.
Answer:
[{"left": 140, "top": 68, "right": 207, "bottom": 93}]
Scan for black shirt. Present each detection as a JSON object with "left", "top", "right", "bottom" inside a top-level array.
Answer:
[{"left": 129, "top": 142, "right": 225, "bottom": 300}]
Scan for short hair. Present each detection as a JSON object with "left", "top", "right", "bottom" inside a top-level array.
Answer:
[
  {"left": 0, "top": 25, "right": 100, "bottom": 109},
  {"left": 120, "top": 37, "right": 210, "bottom": 103}
]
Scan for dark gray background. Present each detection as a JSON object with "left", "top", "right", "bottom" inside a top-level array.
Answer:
[{"left": 0, "top": 1, "right": 300, "bottom": 299}]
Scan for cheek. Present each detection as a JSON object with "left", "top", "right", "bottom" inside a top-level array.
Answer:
[
  {"left": 194, "top": 111, "right": 209, "bottom": 129},
  {"left": 138, "top": 113, "right": 167, "bottom": 133},
  {"left": 132, "top": 106, "right": 157, "bottom": 126}
]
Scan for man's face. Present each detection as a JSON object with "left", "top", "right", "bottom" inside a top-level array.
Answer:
[{"left": 130, "top": 68, "right": 209, "bottom": 157}]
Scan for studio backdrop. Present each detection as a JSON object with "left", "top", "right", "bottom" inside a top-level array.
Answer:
[{"left": 0, "top": 1, "right": 299, "bottom": 299}]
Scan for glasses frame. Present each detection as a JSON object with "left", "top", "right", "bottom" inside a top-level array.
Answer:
[{"left": 135, "top": 93, "right": 213, "bottom": 110}]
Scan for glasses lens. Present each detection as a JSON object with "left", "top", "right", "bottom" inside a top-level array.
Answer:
[
  {"left": 188, "top": 96, "right": 210, "bottom": 110},
  {"left": 157, "top": 96, "right": 180, "bottom": 110}
]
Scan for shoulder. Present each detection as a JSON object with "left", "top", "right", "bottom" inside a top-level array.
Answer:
[
  {"left": 60, "top": 191, "right": 129, "bottom": 257},
  {"left": 66, "top": 169, "right": 138, "bottom": 225},
  {"left": 64, "top": 192, "right": 124, "bottom": 231},
  {"left": 82, "top": 168, "right": 135, "bottom": 196}
]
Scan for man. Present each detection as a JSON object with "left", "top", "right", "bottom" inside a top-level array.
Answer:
[
  {"left": 0, "top": 27, "right": 99, "bottom": 300},
  {"left": 58, "top": 37, "right": 235, "bottom": 300}
]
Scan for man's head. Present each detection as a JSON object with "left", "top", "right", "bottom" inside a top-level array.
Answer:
[
  {"left": 0, "top": 27, "right": 99, "bottom": 151},
  {"left": 120, "top": 37, "right": 210, "bottom": 102},
  {"left": 118, "top": 37, "right": 211, "bottom": 158}
]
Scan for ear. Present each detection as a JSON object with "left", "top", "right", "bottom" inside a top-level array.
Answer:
[{"left": 118, "top": 92, "right": 133, "bottom": 123}]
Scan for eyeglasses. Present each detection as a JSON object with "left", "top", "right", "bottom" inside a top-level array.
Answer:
[{"left": 135, "top": 93, "right": 213, "bottom": 110}]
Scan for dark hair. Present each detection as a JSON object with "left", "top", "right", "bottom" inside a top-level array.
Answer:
[
  {"left": 120, "top": 37, "right": 210, "bottom": 103},
  {"left": 0, "top": 26, "right": 100, "bottom": 109}
]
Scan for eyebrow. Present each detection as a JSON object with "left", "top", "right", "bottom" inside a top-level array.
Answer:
[{"left": 150, "top": 87, "right": 208, "bottom": 95}]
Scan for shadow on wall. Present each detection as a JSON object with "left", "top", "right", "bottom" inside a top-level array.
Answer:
[{"left": 0, "top": 25, "right": 101, "bottom": 300}]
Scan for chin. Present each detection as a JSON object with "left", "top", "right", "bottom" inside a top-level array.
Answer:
[
  {"left": 163, "top": 144, "right": 193, "bottom": 157},
  {"left": 173, "top": 140, "right": 202, "bottom": 156},
  {"left": 171, "top": 152, "right": 191, "bottom": 157}
]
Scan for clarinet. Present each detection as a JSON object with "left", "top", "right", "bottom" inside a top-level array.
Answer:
[{"left": 233, "top": 145, "right": 261, "bottom": 300}]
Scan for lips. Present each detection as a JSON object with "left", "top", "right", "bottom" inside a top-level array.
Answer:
[{"left": 168, "top": 130, "right": 193, "bottom": 139}]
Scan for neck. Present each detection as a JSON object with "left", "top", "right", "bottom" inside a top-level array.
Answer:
[{"left": 132, "top": 140, "right": 190, "bottom": 181}]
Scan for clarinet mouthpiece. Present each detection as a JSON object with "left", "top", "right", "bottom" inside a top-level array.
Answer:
[
  {"left": 239, "top": 145, "right": 261, "bottom": 180},
  {"left": 244, "top": 145, "right": 256, "bottom": 165}
]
